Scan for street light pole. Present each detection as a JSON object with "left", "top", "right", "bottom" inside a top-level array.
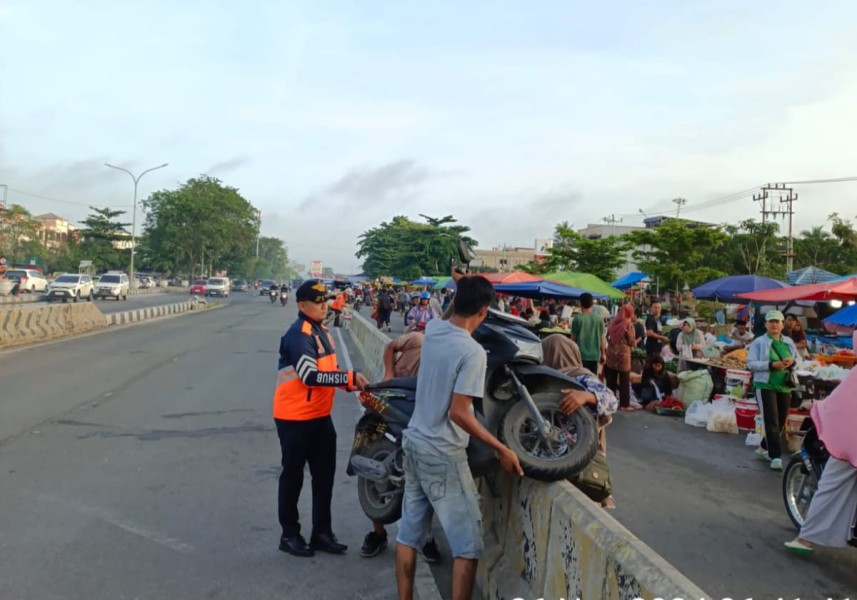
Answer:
[{"left": 105, "top": 162, "right": 168, "bottom": 284}]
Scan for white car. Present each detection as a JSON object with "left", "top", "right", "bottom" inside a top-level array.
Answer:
[
  {"left": 4, "top": 268, "right": 48, "bottom": 293},
  {"left": 95, "top": 272, "right": 130, "bottom": 300},
  {"left": 204, "top": 277, "right": 230, "bottom": 297},
  {"left": 46, "top": 274, "right": 95, "bottom": 303}
]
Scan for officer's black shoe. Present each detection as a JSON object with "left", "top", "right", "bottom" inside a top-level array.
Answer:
[
  {"left": 310, "top": 531, "right": 348, "bottom": 554},
  {"left": 279, "top": 534, "right": 314, "bottom": 557},
  {"left": 360, "top": 530, "right": 388, "bottom": 558}
]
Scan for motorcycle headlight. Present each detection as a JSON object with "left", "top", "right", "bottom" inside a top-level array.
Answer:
[{"left": 511, "top": 337, "right": 543, "bottom": 362}]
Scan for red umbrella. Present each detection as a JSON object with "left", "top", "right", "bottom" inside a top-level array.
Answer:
[{"left": 738, "top": 277, "right": 857, "bottom": 303}]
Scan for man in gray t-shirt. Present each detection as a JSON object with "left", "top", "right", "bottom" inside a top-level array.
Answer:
[{"left": 395, "top": 275, "right": 523, "bottom": 600}]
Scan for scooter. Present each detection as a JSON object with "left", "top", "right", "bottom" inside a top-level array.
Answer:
[
  {"left": 280, "top": 290, "right": 289, "bottom": 306},
  {"left": 269, "top": 289, "right": 278, "bottom": 303},
  {"left": 783, "top": 417, "right": 857, "bottom": 546}
]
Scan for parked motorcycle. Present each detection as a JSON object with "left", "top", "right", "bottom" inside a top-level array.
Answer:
[
  {"left": 348, "top": 307, "right": 598, "bottom": 525},
  {"left": 783, "top": 416, "right": 857, "bottom": 546},
  {"left": 280, "top": 290, "right": 289, "bottom": 306}
]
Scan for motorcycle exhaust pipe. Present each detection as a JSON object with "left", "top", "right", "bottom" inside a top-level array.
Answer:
[{"left": 350, "top": 455, "right": 389, "bottom": 481}]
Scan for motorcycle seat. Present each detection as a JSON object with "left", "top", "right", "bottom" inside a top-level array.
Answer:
[{"left": 366, "top": 377, "right": 417, "bottom": 391}]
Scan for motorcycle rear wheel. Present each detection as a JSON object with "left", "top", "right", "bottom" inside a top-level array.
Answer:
[
  {"left": 499, "top": 391, "right": 598, "bottom": 481},
  {"left": 783, "top": 454, "right": 818, "bottom": 530},
  {"left": 357, "top": 438, "right": 404, "bottom": 525}
]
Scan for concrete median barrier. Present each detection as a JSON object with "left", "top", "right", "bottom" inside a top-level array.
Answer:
[
  {"left": 128, "top": 286, "right": 188, "bottom": 296},
  {"left": 345, "top": 312, "right": 710, "bottom": 600},
  {"left": 0, "top": 303, "right": 109, "bottom": 349},
  {"left": 107, "top": 299, "right": 207, "bottom": 326}
]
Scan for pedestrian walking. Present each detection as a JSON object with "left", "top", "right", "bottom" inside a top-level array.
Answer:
[
  {"left": 604, "top": 304, "right": 637, "bottom": 411},
  {"left": 571, "top": 293, "right": 606, "bottom": 375}
]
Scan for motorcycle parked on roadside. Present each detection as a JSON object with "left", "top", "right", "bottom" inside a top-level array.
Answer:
[{"left": 783, "top": 416, "right": 857, "bottom": 546}]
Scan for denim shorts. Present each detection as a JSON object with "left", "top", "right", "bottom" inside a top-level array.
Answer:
[{"left": 396, "top": 437, "right": 483, "bottom": 559}]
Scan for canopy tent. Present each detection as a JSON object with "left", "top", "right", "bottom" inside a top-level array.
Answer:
[
  {"left": 345, "top": 275, "right": 369, "bottom": 285},
  {"left": 824, "top": 303, "right": 857, "bottom": 328},
  {"left": 611, "top": 271, "right": 648, "bottom": 290},
  {"left": 543, "top": 271, "right": 625, "bottom": 299},
  {"left": 738, "top": 277, "right": 857, "bottom": 303},
  {"left": 479, "top": 271, "right": 543, "bottom": 284},
  {"left": 788, "top": 266, "right": 841, "bottom": 286},
  {"left": 493, "top": 280, "right": 609, "bottom": 301},
  {"left": 410, "top": 277, "right": 438, "bottom": 286},
  {"left": 692, "top": 275, "right": 787, "bottom": 303},
  {"left": 435, "top": 278, "right": 457, "bottom": 290},
  {"left": 836, "top": 273, "right": 857, "bottom": 281}
]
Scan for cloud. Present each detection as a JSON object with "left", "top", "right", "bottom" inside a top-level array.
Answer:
[
  {"left": 205, "top": 156, "right": 251, "bottom": 175},
  {"left": 299, "top": 160, "right": 433, "bottom": 210}
]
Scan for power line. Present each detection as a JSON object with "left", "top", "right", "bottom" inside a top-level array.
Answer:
[
  {"left": 778, "top": 176, "right": 857, "bottom": 185},
  {"left": 6, "top": 187, "right": 126, "bottom": 209}
]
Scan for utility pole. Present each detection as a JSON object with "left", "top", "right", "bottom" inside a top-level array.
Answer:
[
  {"left": 603, "top": 214, "right": 623, "bottom": 237},
  {"left": 755, "top": 183, "right": 797, "bottom": 273},
  {"left": 672, "top": 197, "right": 687, "bottom": 218},
  {"left": 0, "top": 184, "right": 7, "bottom": 209}
]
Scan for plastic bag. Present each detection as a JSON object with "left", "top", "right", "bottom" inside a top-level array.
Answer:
[
  {"left": 702, "top": 342, "right": 722, "bottom": 358},
  {"left": 706, "top": 397, "right": 739, "bottom": 434},
  {"left": 675, "top": 369, "right": 715, "bottom": 408},
  {"left": 684, "top": 400, "right": 711, "bottom": 427}
]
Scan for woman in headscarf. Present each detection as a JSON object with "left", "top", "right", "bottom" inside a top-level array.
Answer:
[
  {"left": 604, "top": 304, "right": 638, "bottom": 411},
  {"left": 542, "top": 334, "right": 619, "bottom": 508},
  {"left": 676, "top": 317, "right": 705, "bottom": 371}
]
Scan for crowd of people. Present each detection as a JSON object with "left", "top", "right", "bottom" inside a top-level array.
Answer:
[{"left": 269, "top": 275, "right": 852, "bottom": 600}]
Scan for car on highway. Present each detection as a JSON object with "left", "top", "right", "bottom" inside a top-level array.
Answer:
[
  {"left": 232, "top": 280, "right": 249, "bottom": 292},
  {"left": 204, "top": 277, "right": 230, "bottom": 297},
  {"left": 258, "top": 279, "right": 278, "bottom": 295},
  {"left": 46, "top": 274, "right": 95, "bottom": 302},
  {"left": 95, "top": 271, "right": 130, "bottom": 300},
  {"left": 189, "top": 279, "right": 207, "bottom": 295},
  {"left": 4, "top": 268, "right": 48, "bottom": 293}
]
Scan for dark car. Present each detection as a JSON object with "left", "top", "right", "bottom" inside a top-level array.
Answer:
[
  {"left": 259, "top": 280, "right": 278, "bottom": 295},
  {"left": 233, "top": 280, "right": 249, "bottom": 292}
]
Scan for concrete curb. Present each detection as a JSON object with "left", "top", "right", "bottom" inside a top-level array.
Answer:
[
  {"left": 107, "top": 299, "right": 211, "bottom": 326},
  {"left": 128, "top": 286, "right": 188, "bottom": 296},
  {"left": 0, "top": 303, "right": 109, "bottom": 350},
  {"left": 346, "top": 310, "right": 711, "bottom": 600}
]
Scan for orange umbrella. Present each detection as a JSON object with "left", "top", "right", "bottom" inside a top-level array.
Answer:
[{"left": 479, "top": 272, "right": 543, "bottom": 284}]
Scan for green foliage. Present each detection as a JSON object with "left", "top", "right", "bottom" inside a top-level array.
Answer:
[
  {"left": 244, "top": 237, "right": 291, "bottom": 281},
  {"left": 539, "top": 221, "right": 629, "bottom": 281},
  {"left": 76, "top": 206, "right": 131, "bottom": 272},
  {"left": 713, "top": 219, "right": 785, "bottom": 279},
  {"left": 627, "top": 219, "right": 729, "bottom": 293},
  {"left": 356, "top": 215, "right": 477, "bottom": 278},
  {"left": 792, "top": 214, "right": 857, "bottom": 274},
  {"left": 0, "top": 204, "right": 42, "bottom": 262},
  {"left": 141, "top": 176, "right": 259, "bottom": 279}
]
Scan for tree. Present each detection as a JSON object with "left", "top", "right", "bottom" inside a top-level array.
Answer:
[
  {"left": 76, "top": 207, "right": 130, "bottom": 272},
  {"left": 793, "top": 225, "right": 841, "bottom": 273},
  {"left": 142, "top": 176, "right": 259, "bottom": 279},
  {"left": 356, "top": 215, "right": 477, "bottom": 278},
  {"left": 244, "top": 237, "right": 291, "bottom": 281},
  {"left": 529, "top": 221, "right": 629, "bottom": 281},
  {"left": 627, "top": 219, "right": 729, "bottom": 294},
  {"left": 713, "top": 219, "right": 785, "bottom": 279},
  {"left": 0, "top": 204, "right": 42, "bottom": 263}
]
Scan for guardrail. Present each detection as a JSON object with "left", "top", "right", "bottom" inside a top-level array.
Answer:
[{"left": 344, "top": 310, "right": 710, "bottom": 600}]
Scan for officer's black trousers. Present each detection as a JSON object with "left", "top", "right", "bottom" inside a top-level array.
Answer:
[{"left": 276, "top": 416, "right": 337, "bottom": 538}]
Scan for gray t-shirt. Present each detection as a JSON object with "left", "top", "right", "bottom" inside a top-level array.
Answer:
[{"left": 403, "top": 319, "right": 487, "bottom": 458}]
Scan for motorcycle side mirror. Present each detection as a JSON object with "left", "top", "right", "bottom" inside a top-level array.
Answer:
[{"left": 457, "top": 239, "right": 475, "bottom": 266}]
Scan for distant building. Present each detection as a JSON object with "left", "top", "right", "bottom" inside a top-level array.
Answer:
[
  {"left": 34, "top": 213, "right": 77, "bottom": 250},
  {"left": 473, "top": 246, "right": 536, "bottom": 272},
  {"left": 576, "top": 223, "right": 645, "bottom": 278},
  {"left": 642, "top": 216, "right": 715, "bottom": 229}
]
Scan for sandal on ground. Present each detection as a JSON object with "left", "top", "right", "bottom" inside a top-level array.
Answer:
[
  {"left": 600, "top": 495, "right": 616, "bottom": 510},
  {"left": 784, "top": 539, "right": 814, "bottom": 556},
  {"left": 619, "top": 406, "right": 638, "bottom": 412}
]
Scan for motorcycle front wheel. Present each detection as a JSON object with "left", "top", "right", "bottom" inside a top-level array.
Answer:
[
  {"left": 499, "top": 391, "right": 598, "bottom": 481},
  {"left": 356, "top": 438, "right": 404, "bottom": 525},
  {"left": 783, "top": 455, "right": 818, "bottom": 530}
]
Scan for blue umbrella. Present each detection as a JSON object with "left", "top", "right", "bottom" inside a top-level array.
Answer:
[
  {"left": 692, "top": 275, "right": 787, "bottom": 303},
  {"left": 788, "top": 266, "right": 841, "bottom": 286},
  {"left": 494, "top": 280, "right": 609, "bottom": 300},
  {"left": 436, "top": 278, "right": 457, "bottom": 290},
  {"left": 823, "top": 303, "right": 857, "bottom": 327},
  {"left": 410, "top": 277, "right": 437, "bottom": 286},
  {"left": 611, "top": 271, "right": 648, "bottom": 290}
]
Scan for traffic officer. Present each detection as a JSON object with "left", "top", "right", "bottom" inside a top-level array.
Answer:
[{"left": 274, "top": 279, "right": 368, "bottom": 557}]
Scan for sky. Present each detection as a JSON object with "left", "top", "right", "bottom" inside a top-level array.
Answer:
[{"left": 2, "top": 0, "right": 857, "bottom": 275}]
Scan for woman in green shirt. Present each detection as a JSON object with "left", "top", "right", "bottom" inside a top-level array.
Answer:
[{"left": 746, "top": 310, "right": 801, "bottom": 471}]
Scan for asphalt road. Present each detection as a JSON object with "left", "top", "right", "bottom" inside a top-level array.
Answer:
[
  {"left": 349, "top": 309, "right": 857, "bottom": 600},
  {"left": 0, "top": 293, "right": 401, "bottom": 600}
]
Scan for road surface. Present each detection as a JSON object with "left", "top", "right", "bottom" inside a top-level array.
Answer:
[{"left": 0, "top": 293, "right": 403, "bottom": 599}]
